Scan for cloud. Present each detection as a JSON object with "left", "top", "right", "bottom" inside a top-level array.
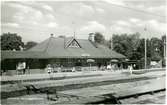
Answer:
[
  {"left": 96, "top": 8, "right": 105, "bottom": 13},
  {"left": 2, "top": 23, "right": 20, "bottom": 28},
  {"left": 110, "top": 25, "right": 133, "bottom": 34},
  {"left": 6, "top": 2, "right": 58, "bottom": 30},
  {"left": 130, "top": 18, "right": 166, "bottom": 33},
  {"left": 110, "top": 18, "right": 166, "bottom": 36},
  {"left": 116, "top": 20, "right": 131, "bottom": 26},
  {"left": 147, "top": 5, "right": 166, "bottom": 15},
  {"left": 103, "top": 0, "right": 125, "bottom": 6},
  {"left": 9, "top": 3, "right": 44, "bottom": 24},
  {"left": 70, "top": 3, "right": 95, "bottom": 18},
  {"left": 42, "top": 5, "right": 54, "bottom": 12},
  {"left": 80, "top": 4, "right": 94, "bottom": 14},
  {"left": 58, "top": 3, "right": 94, "bottom": 19},
  {"left": 129, "top": 18, "right": 140, "bottom": 23},
  {"left": 46, "top": 13, "right": 56, "bottom": 21},
  {"left": 2, "top": 1, "right": 165, "bottom": 42},
  {"left": 129, "top": 4, "right": 165, "bottom": 16},
  {"left": 146, "top": 20, "right": 166, "bottom": 32},
  {"left": 47, "top": 22, "right": 58, "bottom": 28},
  {"left": 80, "top": 21, "right": 106, "bottom": 33}
]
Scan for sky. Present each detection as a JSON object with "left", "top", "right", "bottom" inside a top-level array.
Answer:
[{"left": 1, "top": 0, "right": 166, "bottom": 43}]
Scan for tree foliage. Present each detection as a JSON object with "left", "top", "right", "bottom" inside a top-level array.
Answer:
[
  {"left": 1, "top": 32, "right": 24, "bottom": 51},
  {"left": 112, "top": 33, "right": 141, "bottom": 60},
  {"left": 24, "top": 41, "right": 38, "bottom": 50},
  {"left": 94, "top": 32, "right": 105, "bottom": 44},
  {"left": 150, "top": 37, "right": 163, "bottom": 60},
  {"left": 112, "top": 32, "right": 165, "bottom": 61},
  {"left": 161, "top": 35, "right": 166, "bottom": 57}
]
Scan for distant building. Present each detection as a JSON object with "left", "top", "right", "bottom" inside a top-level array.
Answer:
[{"left": 1, "top": 34, "right": 126, "bottom": 71}]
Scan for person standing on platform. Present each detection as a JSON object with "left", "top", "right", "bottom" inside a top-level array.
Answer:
[
  {"left": 22, "top": 62, "right": 26, "bottom": 74},
  {"left": 129, "top": 65, "right": 133, "bottom": 74},
  {"left": 47, "top": 64, "right": 52, "bottom": 74}
]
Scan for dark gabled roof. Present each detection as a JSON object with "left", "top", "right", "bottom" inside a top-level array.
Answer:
[
  {"left": 28, "top": 36, "right": 125, "bottom": 58},
  {"left": 1, "top": 36, "right": 126, "bottom": 60},
  {"left": 1, "top": 51, "right": 47, "bottom": 60}
]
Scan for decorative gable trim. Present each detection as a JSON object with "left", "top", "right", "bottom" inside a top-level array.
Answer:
[{"left": 66, "top": 38, "right": 81, "bottom": 48}]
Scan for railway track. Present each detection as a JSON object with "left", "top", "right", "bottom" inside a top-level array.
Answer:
[
  {"left": 90, "top": 88, "right": 165, "bottom": 104},
  {"left": 119, "top": 89, "right": 165, "bottom": 104},
  {"left": 1, "top": 74, "right": 164, "bottom": 99},
  {"left": 1, "top": 70, "right": 165, "bottom": 104},
  {"left": 55, "top": 76, "right": 165, "bottom": 104}
]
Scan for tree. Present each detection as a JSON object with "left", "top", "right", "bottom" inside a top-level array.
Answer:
[
  {"left": 137, "top": 38, "right": 151, "bottom": 60},
  {"left": 24, "top": 41, "right": 38, "bottom": 50},
  {"left": 1, "top": 32, "right": 24, "bottom": 51},
  {"left": 112, "top": 32, "right": 141, "bottom": 60},
  {"left": 150, "top": 37, "right": 163, "bottom": 60},
  {"left": 94, "top": 32, "right": 105, "bottom": 44},
  {"left": 112, "top": 34, "right": 128, "bottom": 55}
]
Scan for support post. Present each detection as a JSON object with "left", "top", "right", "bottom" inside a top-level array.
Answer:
[
  {"left": 145, "top": 38, "right": 147, "bottom": 69},
  {"left": 144, "top": 27, "right": 147, "bottom": 69}
]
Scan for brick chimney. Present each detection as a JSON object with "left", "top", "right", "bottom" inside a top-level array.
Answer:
[{"left": 50, "top": 33, "right": 54, "bottom": 37}]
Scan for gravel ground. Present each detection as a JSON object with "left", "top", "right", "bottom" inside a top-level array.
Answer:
[
  {"left": 1, "top": 76, "right": 165, "bottom": 104},
  {"left": 1, "top": 70, "right": 165, "bottom": 93},
  {"left": 1, "top": 70, "right": 165, "bottom": 105},
  {"left": 59, "top": 76, "right": 165, "bottom": 97}
]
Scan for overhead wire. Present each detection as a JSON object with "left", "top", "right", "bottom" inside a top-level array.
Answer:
[{"left": 105, "top": 2, "right": 165, "bottom": 19}]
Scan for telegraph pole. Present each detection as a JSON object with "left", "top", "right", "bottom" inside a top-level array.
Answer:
[{"left": 144, "top": 27, "right": 147, "bottom": 69}]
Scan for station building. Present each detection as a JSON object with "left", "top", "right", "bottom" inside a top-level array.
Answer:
[{"left": 1, "top": 34, "right": 126, "bottom": 73}]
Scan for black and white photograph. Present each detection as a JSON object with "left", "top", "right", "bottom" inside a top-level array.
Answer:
[{"left": 1, "top": 0, "right": 166, "bottom": 104}]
